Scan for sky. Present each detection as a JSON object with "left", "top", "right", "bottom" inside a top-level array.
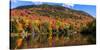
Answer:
[
  {"left": 10, "top": 0, "right": 96, "bottom": 17},
  {"left": 72, "top": 4, "right": 96, "bottom": 17}
]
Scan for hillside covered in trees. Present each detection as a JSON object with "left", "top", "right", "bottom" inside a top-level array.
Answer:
[{"left": 10, "top": 4, "right": 96, "bottom": 49}]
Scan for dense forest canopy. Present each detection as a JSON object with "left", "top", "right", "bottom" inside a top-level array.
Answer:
[{"left": 10, "top": 4, "right": 96, "bottom": 49}]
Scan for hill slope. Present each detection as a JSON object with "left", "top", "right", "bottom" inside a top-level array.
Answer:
[
  {"left": 11, "top": 4, "right": 94, "bottom": 30},
  {"left": 10, "top": 4, "right": 96, "bottom": 49}
]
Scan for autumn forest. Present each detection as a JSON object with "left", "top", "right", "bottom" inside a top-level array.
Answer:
[{"left": 10, "top": 4, "right": 96, "bottom": 49}]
